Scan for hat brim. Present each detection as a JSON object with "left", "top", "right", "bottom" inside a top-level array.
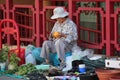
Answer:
[{"left": 51, "top": 12, "right": 69, "bottom": 19}]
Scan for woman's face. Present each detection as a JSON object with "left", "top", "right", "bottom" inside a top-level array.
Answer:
[{"left": 56, "top": 17, "right": 66, "bottom": 23}]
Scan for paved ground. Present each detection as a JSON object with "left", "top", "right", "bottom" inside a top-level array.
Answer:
[{"left": 0, "top": 76, "right": 26, "bottom": 80}]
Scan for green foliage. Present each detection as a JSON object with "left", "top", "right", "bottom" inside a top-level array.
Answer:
[
  {"left": 9, "top": 53, "right": 20, "bottom": 67},
  {"left": 0, "top": 45, "right": 9, "bottom": 62},
  {"left": 4, "top": 64, "right": 36, "bottom": 76},
  {"left": 5, "top": 68, "right": 18, "bottom": 74},
  {"left": 16, "top": 63, "right": 36, "bottom": 76}
]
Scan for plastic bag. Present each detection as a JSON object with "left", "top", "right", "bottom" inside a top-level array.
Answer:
[
  {"left": 32, "top": 48, "right": 45, "bottom": 63},
  {"left": 72, "top": 46, "right": 94, "bottom": 60},
  {"left": 83, "top": 49, "right": 94, "bottom": 58},
  {"left": 72, "top": 46, "right": 82, "bottom": 60},
  {"left": 25, "top": 44, "right": 35, "bottom": 57},
  {"left": 62, "top": 56, "right": 73, "bottom": 71},
  {"left": 25, "top": 54, "right": 36, "bottom": 65},
  {"left": 25, "top": 44, "right": 36, "bottom": 64}
]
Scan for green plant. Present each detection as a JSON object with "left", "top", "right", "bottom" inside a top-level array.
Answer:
[
  {"left": 9, "top": 53, "right": 20, "bottom": 67},
  {"left": 0, "top": 45, "right": 9, "bottom": 63}
]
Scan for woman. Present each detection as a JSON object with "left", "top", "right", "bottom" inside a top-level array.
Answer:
[{"left": 40, "top": 7, "right": 78, "bottom": 70}]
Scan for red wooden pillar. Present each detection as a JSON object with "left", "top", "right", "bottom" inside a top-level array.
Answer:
[
  {"left": 6, "top": 0, "right": 13, "bottom": 45},
  {"left": 35, "top": 0, "right": 43, "bottom": 47},
  {"left": 109, "top": 1, "right": 114, "bottom": 56},
  {"left": 68, "top": 0, "right": 76, "bottom": 19},
  {"left": 106, "top": 0, "right": 114, "bottom": 56},
  {"left": 68, "top": 0, "right": 72, "bottom": 19}
]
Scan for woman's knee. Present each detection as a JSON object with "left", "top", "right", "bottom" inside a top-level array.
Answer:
[
  {"left": 55, "top": 39, "right": 64, "bottom": 47},
  {"left": 42, "top": 40, "right": 50, "bottom": 46}
]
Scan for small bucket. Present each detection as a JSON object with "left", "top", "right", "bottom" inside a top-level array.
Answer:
[{"left": 79, "top": 64, "right": 86, "bottom": 73}]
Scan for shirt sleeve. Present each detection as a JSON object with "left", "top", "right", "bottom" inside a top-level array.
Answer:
[{"left": 65, "top": 22, "right": 78, "bottom": 43}]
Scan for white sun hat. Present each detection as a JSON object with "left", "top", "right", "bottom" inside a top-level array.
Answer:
[{"left": 51, "top": 7, "right": 69, "bottom": 19}]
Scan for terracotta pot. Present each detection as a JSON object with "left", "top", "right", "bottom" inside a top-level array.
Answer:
[
  {"left": 96, "top": 68, "right": 120, "bottom": 80},
  {"left": 110, "top": 76, "right": 120, "bottom": 80}
]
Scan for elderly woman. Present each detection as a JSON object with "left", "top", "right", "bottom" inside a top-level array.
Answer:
[{"left": 40, "top": 7, "right": 78, "bottom": 70}]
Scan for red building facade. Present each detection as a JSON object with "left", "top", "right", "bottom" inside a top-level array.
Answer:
[{"left": 0, "top": 0, "right": 120, "bottom": 56}]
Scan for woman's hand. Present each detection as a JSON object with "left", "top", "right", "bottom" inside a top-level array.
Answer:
[
  {"left": 52, "top": 32, "right": 67, "bottom": 38},
  {"left": 52, "top": 32, "right": 60, "bottom": 38}
]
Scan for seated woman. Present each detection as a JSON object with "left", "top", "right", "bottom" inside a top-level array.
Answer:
[{"left": 40, "top": 7, "right": 78, "bottom": 70}]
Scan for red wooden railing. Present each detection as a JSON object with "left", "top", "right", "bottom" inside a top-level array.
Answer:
[{"left": 0, "top": 0, "right": 120, "bottom": 56}]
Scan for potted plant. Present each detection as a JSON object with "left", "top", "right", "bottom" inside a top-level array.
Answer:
[
  {"left": 8, "top": 53, "right": 20, "bottom": 70},
  {"left": 0, "top": 45, "right": 9, "bottom": 71}
]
